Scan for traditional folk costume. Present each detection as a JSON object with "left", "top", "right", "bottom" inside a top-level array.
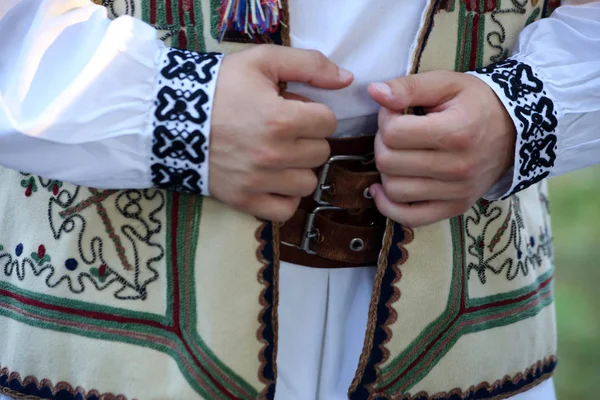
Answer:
[{"left": 0, "top": 0, "right": 599, "bottom": 399}]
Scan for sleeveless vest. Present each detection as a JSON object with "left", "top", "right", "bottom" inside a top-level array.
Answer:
[{"left": 0, "top": 0, "right": 561, "bottom": 399}]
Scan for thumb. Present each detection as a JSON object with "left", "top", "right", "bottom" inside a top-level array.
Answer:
[
  {"left": 368, "top": 70, "right": 460, "bottom": 111},
  {"left": 266, "top": 46, "right": 354, "bottom": 90}
]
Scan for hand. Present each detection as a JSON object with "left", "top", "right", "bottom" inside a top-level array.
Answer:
[
  {"left": 209, "top": 46, "right": 353, "bottom": 222},
  {"left": 367, "top": 70, "right": 516, "bottom": 227}
]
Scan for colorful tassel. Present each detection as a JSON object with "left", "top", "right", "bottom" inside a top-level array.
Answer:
[{"left": 219, "top": 0, "right": 283, "bottom": 42}]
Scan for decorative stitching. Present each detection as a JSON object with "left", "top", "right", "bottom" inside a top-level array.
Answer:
[
  {"left": 466, "top": 188, "right": 553, "bottom": 285},
  {"left": 384, "top": 356, "right": 556, "bottom": 400},
  {"left": 255, "top": 221, "right": 277, "bottom": 400},
  {"left": 349, "top": 0, "right": 441, "bottom": 397},
  {"left": 1, "top": 176, "right": 165, "bottom": 300},
  {"left": 94, "top": 0, "right": 135, "bottom": 18},
  {"left": 150, "top": 49, "right": 223, "bottom": 195},
  {"left": 475, "top": 59, "right": 558, "bottom": 198},
  {"left": 0, "top": 366, "right": 131, "bottom": 400},
  {"left": 486, "top": 1, "right": 528, "bottom": 63},
  {"left": 349, "top": 222, "right": 414, "bottom": 399}
]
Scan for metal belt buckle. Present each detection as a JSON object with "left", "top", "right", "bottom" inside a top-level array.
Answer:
[
  {"left": 300, "top": 205, "right": 344, "bottom": 254},
  {"left": 312, "top": 154, "right": 371, "bottom": 205},
  {"left": 298, "top": 154, "right": 372, "bottom": 255}
]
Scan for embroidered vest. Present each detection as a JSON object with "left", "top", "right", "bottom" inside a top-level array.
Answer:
[{"left": 0, "top": 1, "right": 561, "bottom": 399}]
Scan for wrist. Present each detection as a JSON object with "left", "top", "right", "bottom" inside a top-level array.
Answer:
[{"left": 467, "top": 58, "right": 559, "bottom": 199}]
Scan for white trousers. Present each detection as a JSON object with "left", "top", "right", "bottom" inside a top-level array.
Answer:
[{"left": 275, "top": 262, "right": 556, "bottom": 400}]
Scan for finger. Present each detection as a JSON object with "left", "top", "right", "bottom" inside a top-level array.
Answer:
[
  {"left": 368, "top": 70, "right": 461, "bottom": 111},
  {"left": 377, "top": 107, "right": 465, "bottom": 150},
  {"left": 282, "top": 92, "right": 313, "bottom": 102},
  {"left": 374, "top": 135, "right": 450, "bottom": 179},
  {"left": 266, "top": 46, "right": 354, "bottom": 89},
  {"left": 247, "top": 194, "right": 301, "bottom": 223},
  {"left": 285, "top": 138, "right": 331, "bottom": 168},
  {"left": 284, "top": 100, "right": 338, "bottom": 138},
  {"left": 251, "top": 169, "right": 318, "bottom": 197},
  {"left": 375, "top": 135, "right": 476, "bottom": 181},
  {"left": 370, "top": 184, "right": 467, "bottom": 228},
  {"left": 381, "top": 175, "right": 470, "bottom": 203}
]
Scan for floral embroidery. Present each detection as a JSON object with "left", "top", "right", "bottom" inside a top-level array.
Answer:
[
  {"left": 466, "top": 189, "right": 553, "bottom": 284},
  {"left": 20, "top": 176, "right": 38, "bottom": 197},
  {"left": 20, "top": 175, "right": 64, "bottom": 198},
  {"left": 0, "top": 187, "right": 165, "bottom": 299}
]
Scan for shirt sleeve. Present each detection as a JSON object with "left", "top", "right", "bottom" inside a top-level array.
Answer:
[
  {"left": 467, "top": 1, "right": 600, "bottom": 200},
  {"left": 0, "top": 0, "right": 223, "bottom": 195}
]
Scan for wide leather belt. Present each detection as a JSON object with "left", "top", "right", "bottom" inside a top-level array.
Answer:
[{"left": 280, "top": 135, "right": 386, "bottom": 268}]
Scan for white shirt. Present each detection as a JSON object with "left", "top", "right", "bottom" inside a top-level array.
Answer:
[
  {"left": 0, "top": 0, "right": 598, "bottom": 190},
  {"left": 1, "top": 1, "right": 600, "bottom": 400}
]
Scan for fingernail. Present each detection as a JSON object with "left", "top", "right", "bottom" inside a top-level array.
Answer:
[
  {"left": 372, "top": 82, "right": 392, "bottom": 97},
  {"left": 369, "top": 185, "right": 378, "bottom": 198},
  {"left": 338, "top": 67, "right": 353, "bottom": 81}
]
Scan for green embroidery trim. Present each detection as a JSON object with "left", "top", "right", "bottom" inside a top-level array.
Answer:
[
  {"left": 211, "top": 0, "right": 222, "bottom": 40},
  {"left": 396, "top": 287, "right": 553, "bottom": 393},
  {"left": 526, "top": 7, "right": 541, "bottom": 27},
  {"left": 194, "top": 0, "right": 207, "bottom": 52},
  {"left": 140, "top": 1, "right": 206, "bottom": 52},
  {"left": 376, "top": 213, "right": 555, "bottom": 394},
  {"left": 454, "top": 1, "right": 467, "bottom": 72},
  {"left": 0, "top": 193, "right": 259, "bottom": 399},
  {"left": 462, "top": 12, "right": 474, "bottom": 72},
  {"left": 379, "top": 218, "right": 465, "bottom": 385}
]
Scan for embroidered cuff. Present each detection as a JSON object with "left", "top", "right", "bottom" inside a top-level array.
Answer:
[
  {"left": 150, "top": 48, "right": 224, "bottom": 195},
  {"left": 468, "top": 58, "right": 559, "bottom": 200}
]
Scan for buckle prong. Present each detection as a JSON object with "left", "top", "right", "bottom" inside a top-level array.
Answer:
[
  {"left": 313, "top": 155, "right": 371, "bottom": 205},
  {"left": 300, "top": 205, "right": 344, "bottom": 254}
]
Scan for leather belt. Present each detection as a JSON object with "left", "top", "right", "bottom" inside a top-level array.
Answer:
[{"left": 280, "top": 135, "right": 386, "bottom": 268}]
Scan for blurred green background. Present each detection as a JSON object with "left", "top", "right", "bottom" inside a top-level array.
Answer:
[{"left": 549, "top": 165, "right": 600, "bottom": 400}]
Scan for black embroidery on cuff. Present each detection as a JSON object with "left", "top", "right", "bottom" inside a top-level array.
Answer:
[
  {"left": 155, "top": 86, "right": 208, "bottom": 124},
  {"left": 152, "top": 126, "right": 206, "bottom": 164},
  {"left": 475, "top": 59, "right": 558, "bottom": 198},
  {"left": 162, "top": 49, "right": 221, "bottom": 83},
  {"left": 150, "top": 49, "right": 223, "bottom": 194}
]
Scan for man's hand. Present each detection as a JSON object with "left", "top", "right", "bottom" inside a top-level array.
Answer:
[
  {"left": 209, "top": 46, "right": 353, "bottom": 222},
  {"left": 367, "top": 70, "right": 516, "bottom": 228}
]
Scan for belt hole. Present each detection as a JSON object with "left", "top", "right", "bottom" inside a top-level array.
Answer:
[
  {"left": 349, "top": 238, "right": 365, "bottom": 252},
  {"left": 363, "top": 187, "right": 373, "bottom": 199}
]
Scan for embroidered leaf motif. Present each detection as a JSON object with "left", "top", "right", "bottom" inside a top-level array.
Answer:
[
  {"left": 525, "top": 8, "right": 541, "bottom": 26},
  {"left": 20, "top": 177, "right": 38, "bottom": 197},
  {"left": 475, "top": 235, "right": 485, "bottom": 257},
  {"left": 90, "top": 264, "right": 112, "bottom": 283},
  {"left": 47, "top": 180, "right": 63, "bottom": 196},
  {"left": 477, "top": 199, "right": 491, "bottom": 215},
  {"left": 30, "top": 245, "right": 51, "bottom": 266}
]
